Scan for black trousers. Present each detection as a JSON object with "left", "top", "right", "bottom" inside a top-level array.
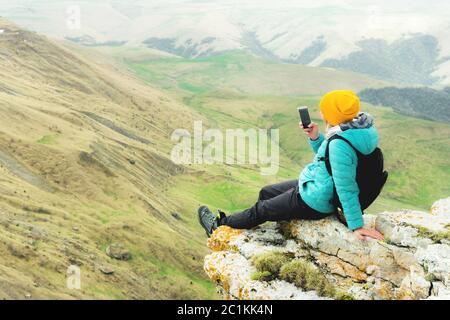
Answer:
[{"left": 219, "top": 180, "right": 331, "bottom": 229}]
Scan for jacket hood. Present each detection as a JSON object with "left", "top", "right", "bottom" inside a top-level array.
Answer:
[
  {"left": 340, "top": 112, "right": 373, "bottom": 131},
  {"left": 339, "top": 126, "right": 379, "bottom": 155},
  {"left": 326, "top": 112, "right": 378, "bottom": 155}
]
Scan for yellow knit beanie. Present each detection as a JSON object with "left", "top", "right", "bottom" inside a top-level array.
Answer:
[{"left": 320, "top": 90, "right": 360, "bottom": 126}]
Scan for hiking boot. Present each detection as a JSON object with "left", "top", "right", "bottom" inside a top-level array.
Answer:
[{"left": 198, "top": 206, "right": 223, "bottom": 237}]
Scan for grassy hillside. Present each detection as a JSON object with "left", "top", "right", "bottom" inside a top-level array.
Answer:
[
  {"left": 120, "top": 49, "right": 450, "bottom": 215},
  {"left": 0, "top": 19, "right": 218, "bottom": 299},
  {"left": 115, "top": 49, "right": 390, "bottom": 96}
]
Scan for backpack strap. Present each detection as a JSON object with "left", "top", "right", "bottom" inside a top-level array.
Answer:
[
  {"left": 318, "top": 135, "right": 362, "bottom": 213},
  {"left": 321, "top": 135, "right": 362, "bottom": 177}
]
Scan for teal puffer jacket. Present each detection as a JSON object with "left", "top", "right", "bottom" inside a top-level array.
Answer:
[{"left": 298, "top": 126, "right": 379, "bottom": 230}]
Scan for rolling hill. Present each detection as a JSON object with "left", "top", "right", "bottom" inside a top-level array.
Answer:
[{"left": 0, "top": 18, "right": 217, "bottom": 299}]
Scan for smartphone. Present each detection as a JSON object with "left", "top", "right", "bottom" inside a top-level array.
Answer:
[{"left": 298, "top": 106, "right": 311, "bottom": 128}]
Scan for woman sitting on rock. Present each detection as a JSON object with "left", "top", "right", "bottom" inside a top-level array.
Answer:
[{"left": 199, "top": 90, "right": 385, "bottom": 241}]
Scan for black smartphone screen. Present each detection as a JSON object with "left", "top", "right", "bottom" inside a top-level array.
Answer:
[{"left": 298, "top": 107, "right": 311, "bottom": 128}]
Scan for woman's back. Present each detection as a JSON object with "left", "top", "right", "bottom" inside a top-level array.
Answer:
[{"left": 299, "top": 116, "right": 379, "bottom": 230}]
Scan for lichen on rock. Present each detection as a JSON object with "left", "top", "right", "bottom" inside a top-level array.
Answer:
[
  {"left": 206, "top": 226, "right": 243, "bottom": 252},
  {"left": 204, "top": 197, "right": 450, "bottom": 300}
]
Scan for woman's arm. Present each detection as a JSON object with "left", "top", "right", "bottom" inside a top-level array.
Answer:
[
  {"left": 329, "top": 140, "right": 384, "bottom": 240},
  {"left": 329, "top": 139, "right": 363, "bottom": 230}
]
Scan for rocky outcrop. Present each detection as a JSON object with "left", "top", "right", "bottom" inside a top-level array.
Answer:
[{"left": 204, "top": 198, "right": 450, "bottom": 300}]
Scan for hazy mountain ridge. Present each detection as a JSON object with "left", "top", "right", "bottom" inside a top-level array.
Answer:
[
  {"left": 360, "top": 86, "right": 450, "bottom": 123},
  {"left": 322, "top": 35, "right": 450, "bottom": 85},
  {"left": 3, "top": 0, "right": 450, "bottom": 85}
]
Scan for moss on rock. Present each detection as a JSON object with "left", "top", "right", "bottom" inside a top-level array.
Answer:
[
  {"left": 251, "top": 251, "right": 291, "bottom": 277},
  {"left": 415, "top": 225, "right": 450, "bottom": 243},
  {"left": 250, "top": 251, "right": 354, "bottom": 299},
  {"left": 279, "top": 259, "right": 336, "bottom": 298},
  {"left": 251, "top": 271, "right": 273, "bottom": 281}
]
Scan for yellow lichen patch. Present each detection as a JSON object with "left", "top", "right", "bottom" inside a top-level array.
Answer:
[
  {"left": 239, "top": 288, "right": 250, "bottom": 300},
  {"left": 207, "top": 226, "right": 243, "bottom": 252},
  {"left": 396, "top": 288, "right": 415, "bottom": 300},
  {"left": 206, "top": 265, "right": 231, "bottom": 295},
  {"left": 375, "top": 282, "right": 394, "bottom": 300},
  {"left": 315, "top": 253, "right": 367, "bottom": 282},
  {"left": 204, "top": 252, "right": 236, "bottom": 298},
  {"left": 237, "top": 287, "right": 244, "bottom": 300},
  {"left": 204, "top": 254, "right": 223, "bottom": 280}
]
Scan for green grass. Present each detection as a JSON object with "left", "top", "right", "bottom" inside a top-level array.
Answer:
[
  {"left": 37, "top": 134, "right": 58, "bottom": 145},
  {"left": 123, "top": 50, "right": 388, "bottom": 97},
  {"left": 179, "top": 82, "right": 209, "bottom": 94},
  {"left": 132, "top": 251, "right": 218, "bottom": 299},
  {"left": 84, "top": 284, "right": 127, "bottom": 300}
]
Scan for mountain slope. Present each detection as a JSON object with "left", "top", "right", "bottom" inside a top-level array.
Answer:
[
  {"left": 359, "top": 87, "right": 450, "bottom": 123},
  {"left": 3, "top": 0, "right": 450, "bottom": 85},
  {"left": 0, "top": 18, "right": 216, "bottom": 299}
]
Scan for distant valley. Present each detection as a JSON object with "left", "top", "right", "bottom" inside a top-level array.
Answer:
[{"left": 3, "top": 0, "right": 450, "bottom": 86}]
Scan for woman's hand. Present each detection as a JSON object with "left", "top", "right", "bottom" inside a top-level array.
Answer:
[
  {"left": 300, "top": 122, "right": 320, "bottom": 141},
  {"left": 353, "top": 228, "right": 385, "bottom": 241}
]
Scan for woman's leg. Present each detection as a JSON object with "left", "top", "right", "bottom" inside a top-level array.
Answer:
[
  {"left": 258, "top": 180, "right": 298, "bottom": 201},
  {"left": 220, "top": 186, "right": 327, "bottom": 229}
]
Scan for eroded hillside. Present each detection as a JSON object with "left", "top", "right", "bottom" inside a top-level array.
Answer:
[{"left": 0, "top": 19, "right": 216, "bottom": 299}]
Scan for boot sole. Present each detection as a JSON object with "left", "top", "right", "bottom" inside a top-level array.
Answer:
[{"left": 197, "top": 206, "right": 212, "bottom": 238}]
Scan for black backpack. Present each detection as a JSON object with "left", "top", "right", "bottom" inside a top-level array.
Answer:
[{"left": 321, "top": 135, "right": 388, "bottom": 211}]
